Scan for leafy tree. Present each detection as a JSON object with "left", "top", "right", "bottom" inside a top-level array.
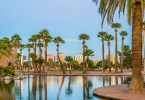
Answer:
[
  {"left": 97, "top": 31, "right": 107, "bottom": 73},
  {"left": 118, "top": 45, "right": 132, "bottom": 70},
  {"left": 65, "top": 56, "right": 73, "bottom": 74},
  {"left": 71, "top": 60, "right": 81, "bottom": 70},
  {"left": 119, "top": 31, "right": 128, "bottom": 73},
  {"left": 78, "top": 33, "right": 90, "bottom": 73},
  {"left": 29, "top": 53, "right": 38, "bottom": 72},
  {"left": 93, "top": 0, "right": 145, "bottom": 93}
]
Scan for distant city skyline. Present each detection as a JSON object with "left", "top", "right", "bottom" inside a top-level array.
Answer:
[{"left": 0, "top": 0, "right": 138, "bottom": 59}]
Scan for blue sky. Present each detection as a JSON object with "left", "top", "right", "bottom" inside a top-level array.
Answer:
[{"left": 0, "top": 0, "right": 132, "bottom": 59}]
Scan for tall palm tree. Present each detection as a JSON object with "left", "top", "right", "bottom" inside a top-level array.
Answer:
[
  {"left": 39, "top": 29, "right": 52, "bottom": 72},
  {"left": 104, "top": 34, "right": 114, "bottom": 73},
  {"left": 97, "top": 31, "right": 107, "bottom": 73},
  {"left": 19, "top": 44, "right": 25, "bottom": 72},
  {"left": 83, "top": 49, "right": 94, "bottom": 74},
  {"left": 78, "top": 33, "right": 90, "bottom": 74},
  {"left": 28, "top": 35, "right": 37, "bottom": 55},
  {"left": 11, "top": 34, "right": 22, "bottom": 50},
  {"left": 111, "top": 23, "right": 122, "bottom": 73},
  {"left": 53, "top": 36, "right": 66, "bottom": 74},
  {"left": 142, "top": 21, "right": 145, "bottom": 72},
  {"left": 65, "top": 56, "right": 73, "bottom": 74},
  {"left": 93, "top": 0, "right": 145, "bottom": 94},
  {"left": 120, "top": 31, "right": 128, "bottom": 73},
  {"left": 26, "top": 43, "right": 32, "bottom": 72}
]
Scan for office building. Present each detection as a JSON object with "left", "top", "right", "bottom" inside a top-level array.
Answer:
[
  {"left": 106, "top": 54, "right": 116, "bottom": 64},
  {"left": 74, "top": 55, "right": 83, "bottom": 64}
]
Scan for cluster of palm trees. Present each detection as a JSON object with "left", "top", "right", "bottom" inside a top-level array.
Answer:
[{"left": 97, "top": 23, "right": 128, "bottom": 73}]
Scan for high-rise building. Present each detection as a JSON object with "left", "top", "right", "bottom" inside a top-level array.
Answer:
[
  {"left": 106, "top": 54, "right": 116, "bottom": 64},
  {"left": 74, "top": 55, "right": 83, "bottom": 64},
  {"left": 21, "top": 54, "right": 27, "bottom": 64},
  {"left": 58, "top": 53, "right": 65, "bottom": 62},
  {"left": 92, "top": 58, "right": 100, "bottom": 64},
  {"left": 47, "top": 54, "right": 55, "bottom": 62}
]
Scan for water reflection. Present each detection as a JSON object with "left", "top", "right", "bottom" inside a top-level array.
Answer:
[{"left": 0, "top": 75, "right": 134, "bottom": 100}]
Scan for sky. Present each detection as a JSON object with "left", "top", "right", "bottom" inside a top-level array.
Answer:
[{"left": 0, "top": 0, "right": 133, "bottom": 60}]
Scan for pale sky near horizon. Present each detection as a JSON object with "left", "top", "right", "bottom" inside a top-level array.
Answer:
[{"left": 0, "top": 0, "right": 133, "bottom": 60}]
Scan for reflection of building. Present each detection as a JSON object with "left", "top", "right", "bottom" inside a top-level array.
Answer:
[
  {"left": 106, "top": 54, "right": 116, "bottom": 64},
  {"left": 74, "top": 55, "right": 83, "bottom": 64},
  {"left": 92, "top": 58, "right": 100, "bottom": 64},
  {"left": 47, "top": 54, "right": 55, "bottom": 62},
  {"left": 58, "top": 53, "right": 65, "bottom": 62}
]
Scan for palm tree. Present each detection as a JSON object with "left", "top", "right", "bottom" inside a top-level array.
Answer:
[
  {"left": 120, "top": 31, "right": 128, "bottom": 73},
  {"left": 28, "top": 35, "right": 37, "bottom": 55},
  {"left": 19, "top": 44, "right": 25, "bottom": 72},
  {"left": 26, "top": 43, "right": 32, "bottom": 72},
  {"left": 111, "top": 23, "right": 122, "bottom": 73},
  {"left": 83, "top": 49, "right": 94, "bottom": 74},
  {"left": 104, "top": 34, "right": 114, "bottom": 73},
  {"left": 53, "top": 36, "right": 66, "bottom": 74},
  {"left": 142, "top": 21, "right": 145, "bottom": 72},
  {"left": 78, "top": 33, "right": 90, "bottom": 74},
  {"left": 65, "top": 56, "right": 73, "bottom": 74},
  {"left": 93, "top": 0, "right": 145, "bottom": 94},
  {"left": 16, "top": 53, "right": 21, "bottom": 71},
  {"left": 97, "top": 31, "right": 107, "bottom": 73},
  {"left": 29, "top": 53, "right": 38, "bottom": 72},
  {"left": 39, "top": 29, "right": 52, "bottom": 72},
  {"left": 11, "top": 34, "right": 22, "bottom": 50}
]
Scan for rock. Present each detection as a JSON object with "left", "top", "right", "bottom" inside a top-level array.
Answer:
[{"left": 4, "top": 76, "right": 11, "bottom": 80}]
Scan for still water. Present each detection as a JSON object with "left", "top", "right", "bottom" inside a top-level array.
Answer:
[{"left": 0, "top": 75, "right": 132, "bottom": 100}]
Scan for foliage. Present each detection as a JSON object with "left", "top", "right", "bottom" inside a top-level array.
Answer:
[
  {"left": 118, "top": 45, "right": 132, "bottom": 69},
  {"left": 1, "top": 66, "right": 15, "bottom": 77},
  {"left": 71, "top": 60, "right": 82, "bottom": 70}
]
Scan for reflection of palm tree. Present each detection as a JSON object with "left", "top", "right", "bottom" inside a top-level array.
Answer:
[
  {"left": 44, "top": 76, "right": 47, "bottom": 100},
  {"left": 83, "top": 76, "right": 92, "bottom": 100},
  {"left": 66, "top": 76, "right": 72, "bottom": 95},
  {"left": 57, "top": 76, "right": 65, "bottom": 100},
  {"left": 32, "top": 75, "right": 37, "bottom": 100},
  {"left": 109, "top": 77, "right": 111, "bottom": 86},
  {"left": 102, "top": 77, "right": 105, "bottom": 87},
  {"left": 115, "top": 76, "right": 118, "bottom": 85},
  {"left": 38, "top": 76, "right": 42, "bottom": 100},
  {"left": 28, "top": 75, "right": 30, "bottom": 100}
]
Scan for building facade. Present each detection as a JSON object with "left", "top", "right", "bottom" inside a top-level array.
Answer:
[
  {"left": 58, "top": 53, "right": 65, "bottom": 62},
  {"left": 106, "top": 54, "right": 116, "bottom": 64},
  {"left": 74, "top": 55, "right": 83, "bottom": 64},
  {"left": 92, "top": 58, "right": 100, "bottom": 64}
]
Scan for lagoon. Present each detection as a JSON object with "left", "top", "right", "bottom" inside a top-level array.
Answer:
[{"left": 0, "top": 75, "right": 131, "bottom": 100}]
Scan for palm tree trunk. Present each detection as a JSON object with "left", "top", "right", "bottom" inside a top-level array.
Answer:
[
  {"left": 20, "top": 49, "right": 22, "bottom": 72},
  {"left": 108, "top": 42, "right": 111, "bottom": 73},
  {"left": 44, "top": 76, "right": 47, "bottom": 100},
  {"left": 69, "top": 63, "right": 72, "bottom": 74},
  {"left": 57, "top": 44, "right": 66, "bottom": 74},
  {"left": 83, "top": 40, "right": 86, "bottom": 74},
  {"left": 102, "top": 39, "right": 105, "bottom": 73},
  {"left": 121, "top": 37, "right": 124, "bottom": 73},
  {"left": 86, "top": 57, "right": 89, "bottom": 74},
  {"left": 57, "top": 76, "right": 65, "bottom": 100},
  {"left": 44, "top": 42, "right": 47, "bottom": 73},
  {"left": 28, "top": 49, "right": 30, "bottom": 72},
  {"left": 115, "top": 29, "right": 118, "bottom": 73},
  {"left": 128, "top": 1, "right": 144, "bottom": 94}
]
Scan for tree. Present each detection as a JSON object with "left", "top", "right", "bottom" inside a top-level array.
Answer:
[
  {"left": 65, "top": 56, "right": 73, "bottom": 74},
  {"left": 39, "top": 29, "right": 52, "bottom": 72},
  {"left": 19, "top": 44, "right": 25, "bottom": 72},
  {"left": 28, "top": 35, "right": 37, "bottom": 55},
  {"left": 142, "top": 21, "right": 145, "bottom": 72},
  {"left": 11, "top": 34, "right": 22, "bottom": 50},
  {"left": 93, "top": 0, "right": 145, "bottom": 93},
  {"left": 83, "top": 49, "right": 94, "bottom": 74},
  {"left": 29, "top": 53, "right": 38, "bottom": 72},
  {"left": 53, "top": 36, "right": 66, "bottom": 74},
  {"left": 118, "top": 45, "right": 132, "bottom": 70},
  {"left": 119, "top": 31, "right": 128, "bottom": 73},
  {"left": 78, "top": 33, "right": 90, "bottom": 73},
  {"left": 26, "top": 43, "right": 32, "bottom": 72},
  {"left": 111, "top": 23, "right": 122, "bottom": 73},
  {"left": 97, "top": 31, "right": 107, "bottom": 73},
  {"left": 104, "top": 34, "right": 114, "bottom": 73}
]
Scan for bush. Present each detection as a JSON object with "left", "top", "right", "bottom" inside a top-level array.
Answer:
[{"left": 1, "top": 66, "right": 15, "bottom": 77}]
